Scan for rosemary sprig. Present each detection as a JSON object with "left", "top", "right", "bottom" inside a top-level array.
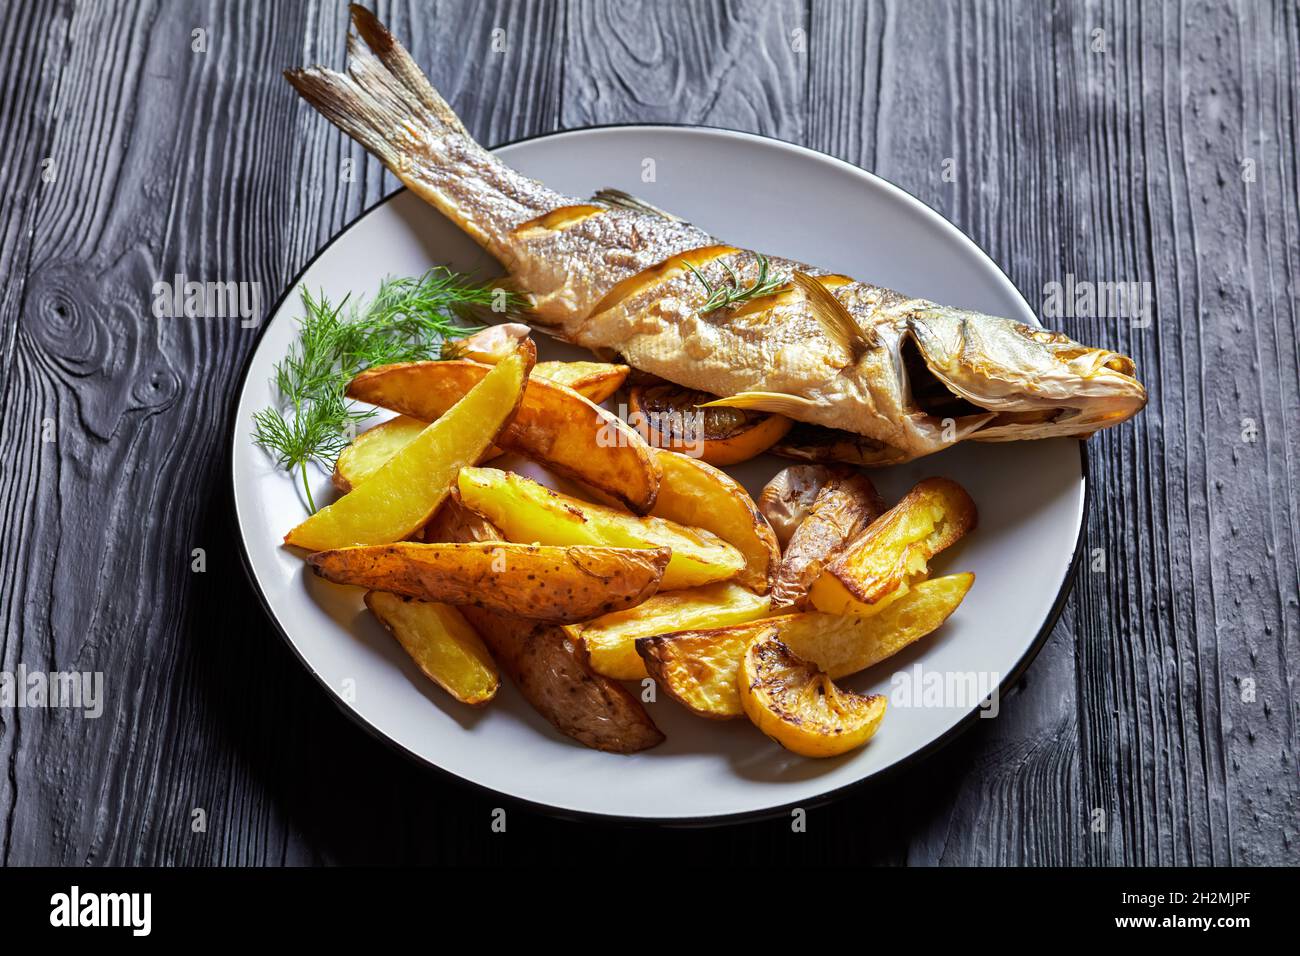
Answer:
[
  {"left": 686, "top": 254, "right": 788, "bottom": 312},
  {"left": 253, "top": 268, "right": 511, "bottom": 512}
]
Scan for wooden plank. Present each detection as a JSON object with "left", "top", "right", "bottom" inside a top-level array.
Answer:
[
  {"left": 561, "top": 0, "right": 806, "bottom": 139},
  {"left": 0, "top": 0, "right": 567, "bottom": 865},
  {"left": 0, "top": 0, "right": 1294, "bottom": 866}
]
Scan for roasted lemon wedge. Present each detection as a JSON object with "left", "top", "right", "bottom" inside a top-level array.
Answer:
[{"left": 739, "top": 631, "right": 886, "bottom": 757}]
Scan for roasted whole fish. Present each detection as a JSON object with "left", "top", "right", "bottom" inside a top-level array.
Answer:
[{"left": 286, "top": 6, "right": 1146, "bottom": 465}]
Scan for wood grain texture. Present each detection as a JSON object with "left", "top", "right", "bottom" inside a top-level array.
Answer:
[{"left": 0, "top": 0, "right": 1294, "bottom": 866}]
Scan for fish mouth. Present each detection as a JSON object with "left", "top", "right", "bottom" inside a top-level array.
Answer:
[{"left": 902, "top": 311, "right": 1147, "bottom": 442}]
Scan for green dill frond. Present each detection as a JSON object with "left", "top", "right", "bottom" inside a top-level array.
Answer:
[{"left": 252, "top": 267, "right": 509, "bottom": 512}]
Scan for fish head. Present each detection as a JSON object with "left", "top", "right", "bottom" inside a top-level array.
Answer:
[{"left": 902, "top": 307, "right": 1147, "bottom": 440}]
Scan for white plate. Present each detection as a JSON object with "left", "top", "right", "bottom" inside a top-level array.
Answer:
[{"left": 231, "top": 126, "right": 1085, "bottom": 823}]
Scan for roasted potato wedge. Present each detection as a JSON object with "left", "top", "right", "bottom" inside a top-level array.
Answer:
[
  {"left": 770, "top": 468, "right": 885, "bottom": 609},
  {"left": 307, "top": 541, "right": 669, "bottom": 623},
  {"left": 638, "top": 573, "right": 973, "bottom": 719},
  {"left": 335, "top": 364, "right": 631, "bottom": 491},
  {"left": 740, "top": 633, "right": 886, "bottom": 758},
  {"left": 348, "top": 359, "right": 660, "bottom": 513},
  {"left": 534, "top": 360, "right": 630, "bottom": 403},
  {"left": 425, "top": 497, "right": 662, "bottom": 752},
  {"left": 457, "top": 466, "right": 745, "bottom": 590},
  {"left": 365, "top": 591, "right": 498, "bottom": 705},
  {"left": 332, "top": 415, "right": 427, "bottom": 493},
  {"left": 808, "top": 477, "right": 976, "bottom": 617},
  {"left": 285, "top": 343, "right": 533, "bottom": 551},
  {"left": 649, "top": 451, "right": 779, "bottom": 593},
  {"left": 570, "top": 582, "right": 771, "bottom": 680},
  {"left": 461, "top": 607, "right": 664, "bottom": 753}
]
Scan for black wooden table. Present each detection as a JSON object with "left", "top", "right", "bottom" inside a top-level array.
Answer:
[{"left": 1, "top": 0, "right": 1295, "bottom": 866}]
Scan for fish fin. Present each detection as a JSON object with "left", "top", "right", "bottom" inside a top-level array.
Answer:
[
  {"left": 590, "top": 188, "right": 687, "bottom": 223},
  {"left": 696, "top": 391, "right": 822, "bottom": 417},
  {"left": 791, "top": 271, "right": 875, "bottom": 358},
  {"left": 347, "top": 5, "right": 468, "bottom": 135},
  {"left": 285, "top": 7, "right": 549, "bottom": 259}
]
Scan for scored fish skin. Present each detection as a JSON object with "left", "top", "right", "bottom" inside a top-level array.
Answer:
[{"left": 286, "top": 6, "right": 1146, "bottom": 464}]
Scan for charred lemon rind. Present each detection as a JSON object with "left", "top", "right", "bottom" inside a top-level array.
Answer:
[
  {"left": 629, "top": 382, "right": 793, "bottom": 466},
  {"left": 739, "top": 634, "right": 887, "bottom": 758}
]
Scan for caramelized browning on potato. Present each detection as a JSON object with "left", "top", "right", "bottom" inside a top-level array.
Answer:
[
  {"left": 431, "top": 496, "right": 664, "bottom": 753},
  {"left": 307, "top": 541, "right": 669, "bottom": 622},
  {"left": 808, "top": 477, "right": 976, "bottom": 617},
  {"left": 638, "top": 573, "right": 974, "bottom": 719},
  {"left": 348, "top": 359, "right": 660, "bottom": 513},
  {"left": 571, "top": 582, "right": 771, "bottom": 681},
  {"left": 650, "top": 451, "right": 780, "bottom": 593}
]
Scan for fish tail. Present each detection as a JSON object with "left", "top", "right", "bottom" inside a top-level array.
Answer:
[{"left": 285, "top": 5, "right": 564, "bottom": 260}]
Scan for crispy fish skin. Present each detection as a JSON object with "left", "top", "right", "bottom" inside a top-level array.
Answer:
[{"left": 287, "top": 7, "right": 1146, "bottom": 463}]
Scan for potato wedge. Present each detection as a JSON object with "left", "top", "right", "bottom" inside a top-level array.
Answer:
[
  {"left": 424, "top": 498, "right": 663, "bottom": 752},
  {"left": 332, "top": 415, "right": 428, "bottom": 493},
  {"left": 285, "top": 343, "right": 533, "bottom": 551},
  {"left": 740, "top": 633, "right": 886, "bottom": 758},
  {"left": 348, "top": 359, "right": 660, "bottom": 513},
  {"left": 365, "top": 591, "right": 498, "bottom": 705},
  {"left": 650, "top": 451, "right": 780, "bottom": 593},
  {"left": 458, "top": 466, "right": 744, "bottom": 590},
  {"left": 460, "top": 607, "right": 664, "bottom": 753},
  {"left": 334, "top": 363, "right": 631, "bottom": 491},
  {"left": 307, "top": 541, "right": 669, "bottom": 623},
  {"left": 570, "top": 582, "right": 771, "bottom": 680},
  {"left": 808, "top": 477, "right": 976, "bottom": 617},
  {"left": 638, "top": 573, "right": 974, "bottom": 719},
  {"left": 534, "top": 360, "right": 630, "bottom": 403},
  {"left": 771, "top": 469, "right": 885, "bottom": 609}
]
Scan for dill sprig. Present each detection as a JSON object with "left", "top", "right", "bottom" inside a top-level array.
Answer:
[
  {"left": 253, "top": 268, "right": 511, "bottom": 512},
  {"left": 686, "top": 254, "right": 788, "bottom": 312}
]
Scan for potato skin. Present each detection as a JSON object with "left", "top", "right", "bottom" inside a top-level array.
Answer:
[
  {"left": 307, "top": 541, "right": 669, "bottom": 623},
  {"left": 348, "top": 359, "right": 661, "bottom": 513},
  {"left": 771, "top": 469, "right": 885, "bottom": 609},
  {"left": 434, "top": 497, "right": 665, "bottom": 754},
  {"left": 285, "top": 344, "right": 533, "bottom": 551},
  {"left": 461, "top": 608, "right": 664, "bottom": 754}
]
